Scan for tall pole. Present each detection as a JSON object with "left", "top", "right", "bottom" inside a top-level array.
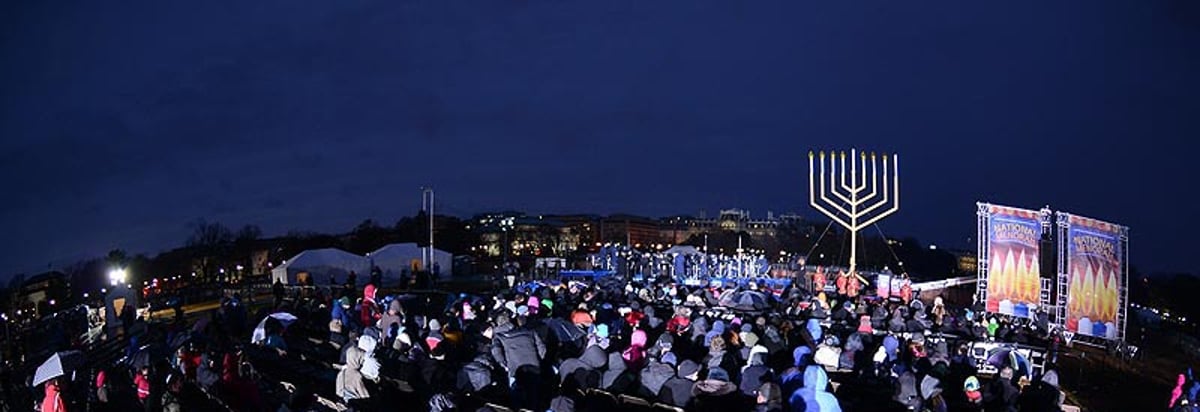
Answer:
[{"left": 422, "top": 187, "right": 434, "bottom": 270}]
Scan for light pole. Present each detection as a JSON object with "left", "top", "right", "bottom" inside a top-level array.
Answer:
[{"left": 421, "top": 187, "right": 435, "bottom": 272}]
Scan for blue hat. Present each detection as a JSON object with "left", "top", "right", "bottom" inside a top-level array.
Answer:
[
  {"left": 707, "top": 367, "right": 730, "bottom": 382},
  {"left": 793, "top": 346, "right": 813, "bottom": 366},
  {"left": 594, "top": 324, "right": 609, "bottom": 339}
]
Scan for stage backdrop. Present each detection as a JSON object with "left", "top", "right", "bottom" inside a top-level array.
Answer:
[
  {"left": 979, "top": 204, "right": 1044, "bottom": 318},
  {"left": 1063, "top": 214, "right": 1125, "bottom": 340}
]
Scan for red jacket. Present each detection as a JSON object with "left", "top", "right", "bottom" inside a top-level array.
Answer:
[
  {"left": 134, "top": 373, "right": 151, "bottom": 401},
  {"left": 42, "top": 382, "right": 67, "bottom": 412}
]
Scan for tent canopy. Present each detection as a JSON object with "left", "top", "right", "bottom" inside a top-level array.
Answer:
[
  {"left": 369, "top": 243, "right": 452, "bottom": 281},
  {"left": 271, "top": 248, "right": 370, "bottom": 285}
]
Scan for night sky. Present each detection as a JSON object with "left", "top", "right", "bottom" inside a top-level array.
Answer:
[{"left": 2, "top": 1, "right": 1198, "bottom": 278}]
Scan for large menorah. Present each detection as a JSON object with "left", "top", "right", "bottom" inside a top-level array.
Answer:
[{"left": 808, "top": 149, "right": 900, "bottom": 278}]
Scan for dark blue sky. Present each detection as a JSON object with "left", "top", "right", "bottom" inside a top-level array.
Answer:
[{"left": 2, "top": 1, "right": 1198, "bottom": 278}]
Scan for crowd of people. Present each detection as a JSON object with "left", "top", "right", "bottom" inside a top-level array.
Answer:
[
  {"left": 20, "top": 270, "right": 1200, "bottom": 412},
  {"left": 307, "top": 272, "right": 1085, "bottom": 412}
]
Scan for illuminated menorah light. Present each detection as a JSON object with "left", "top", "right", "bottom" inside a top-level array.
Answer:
[{"left": 808, "top": 149, "right": 900, "bottom": 279}]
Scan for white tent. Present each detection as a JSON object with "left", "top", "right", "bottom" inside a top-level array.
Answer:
[
  {"left": 663, "top": 245, "right": 705, "bottom": 256},
  {"left": 368, "top": 243, "right": 452, "bottom": 282},
  {"left": 271, "top": 248, "right": 370, "bottom": 285}
]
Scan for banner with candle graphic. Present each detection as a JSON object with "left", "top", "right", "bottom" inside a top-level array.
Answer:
[
  {"left": 983, "top": 205, "right": 1042, "bottom": 318},
  {"left": 1064, "top": 215, "right": 1123, "bottom": 340}
]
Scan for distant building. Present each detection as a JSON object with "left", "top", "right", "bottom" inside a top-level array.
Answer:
[
  {"left": 601, "top": 214, "right": 663, "bottom": 247},
  {"left": 473, "top": 212, "right": 581, "bottom": 258},
  {"left": 946, "top": 249, "right": 978, "bottom": 275},
  {"left": 15, "top": 271, "right": 71, "bottom": 318},
  {"left": 660, "top": 209, "right": 807, "bottom": 244}
]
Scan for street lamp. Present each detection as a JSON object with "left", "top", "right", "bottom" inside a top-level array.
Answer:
[{"left": 108, "top": 268, "right": 128, "bottom": 287}]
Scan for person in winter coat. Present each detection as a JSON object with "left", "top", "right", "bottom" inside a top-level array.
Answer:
[
  {"left": 963, "top": 376, "right": 984, "bottom": 411},
  {"left": 491, "top": 319, "right": 547, "bottom": 380},
  {"left": 603, "top": 351, "right": 638, "bottom": 393},
  {"left": 1019, "top": 370, "right": 1064, "bottom": 412},
  {"left": 756, "top": 382, "right": 784, "bottom": 412},
  {"left": 377, "top": 300, "right": 404, "bottom": 343},
  {"left": 894, "top": 372, "right": 922, "bottom": 411},
  {"left": 782, "top": 346, "right": 814, "bottom": 397},
  {"left": 623, "top": 329, "right": 649, "bottom": 371},
  {"left": 336, "top": 345, "right": 371, "bottom": 402},
  {"left": 458, "top": 354, "right": 496, "bottom": 394},
  {"left": 983, "top": 367, "right": 1019, "bottom": 412},
  {"left": 688, "top": 368, "right": 750, "bottom": 411},
  {"left": 921, "top": 375, "right": 948, "bottom": 412},
  {"left": 135, "top": 367, "right": 152, "bottom": 406},
  {"left": 42, "top": 378, "right": 68, "bottom": 412},
  {"left": 162, "top": 373, "right": 183, "bottom": 412},
  {"left": 741, "top": 345, "right": 774, "bottom": 396},
  {"left": 640, "top": 359, "right": 676, "bottom": 399},
  {"left": 788, "top": 365, "right": 842, "bottom": 412},
  {"left": 94, "top": 370, "right": 109, "bottom": 406},
  {"left": 659, "top": 360, "right": 701, "bottom": 408},
  {"left": 705, "top": 336, "right": 743, "bottom": 383},
  {"left": 1172, "top": 372, "right": 1188, "bottom": 410}
]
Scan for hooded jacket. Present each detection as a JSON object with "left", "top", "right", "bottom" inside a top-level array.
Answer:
[
  {"left": 983, "top": 375, "right": 1019, "bottom": 412},
  {"left": 1018, "top": 371, "right": 1064, "bottom": 412},
  {"left": 788, "top": 365, "right": 842, "bottom": 412},
  {"left": 42, "top": 381, "right": 67, "bottom": 412},
  {"left": 921, "top": 375, "right": 947, "bottom": 412},
  {"left": 492, "top": 326, "right": 547, "bottom": 377},
  {"left": 458, "top": 355, "right": 495, "bottom": 392},
  {"left": 660, "top": 361, "right": 699, "bottom": 408},
  {"left": 894, "top": 372, "right": 921, "bottom": 411},
  {"left": 740, "top": 346, "right": 774, "bottom": 397},
  {"left": 603, "top": 351, "right": 637, "bottom": 393},
  {"left": 336, "top": 346, "right": 371, "bottom": 400},
  {"left": 623, "top": 329, "right": 649, "bottom": 370},
  {"left": 378, "top": 300, "right": 404, "bottom": 339},
  {"left": 640, "top": 360, "right": 676, "bottom": 397},
  {"left": 689, "top": 368, "right": 748, "bottom": 411},
  {"left": 1171, "top": 373, "right": 1187, "bottom": 408}
]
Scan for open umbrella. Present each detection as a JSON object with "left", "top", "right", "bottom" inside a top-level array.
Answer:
[
  {"left": 124, "top": 344, "right": 163, "bottom": 370},
  {"left": 191, "top": 316, "right": 211, "bottom": 333},
  {"left": 168, "top": 331, "right": 195, "bottom": 350},
  {"left": 719, "top": 290, "right": 771, "bottom": 312},
  {"left": 986, "top": 347, "right": 1033, "bottom": 380},
  {"left": 251, "top": 312, "right": 298, "bottom": 344},
  {"left": 32, "top": 351, "right": 84, "bottom": 386}
]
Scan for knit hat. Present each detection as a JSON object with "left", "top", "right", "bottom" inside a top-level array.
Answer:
[
  {"left": 677, "top": 360, "right": 701, "bottom": 379},
  {"left": 661, "top": 352, "right": 678, "bottom": 366},
  {"left": 741, "top": 331, "right": 760, "bottom": 348},
  {"left": 593, "top": 324, "right": 609, "bottom": 339},
  {"left": 571, "top": 310, "right": 594, "bottom": 326},
  {"left": 516, "top": 305, "right": 529, "bottom": 317},
  {"left": 963, "top": 376, "right": 981, "bottom": 392},
  {"left": 793, "top": 346, "right": 813, "bottom": 366}
]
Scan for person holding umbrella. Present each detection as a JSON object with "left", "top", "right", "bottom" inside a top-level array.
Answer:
[{"left": 41, "top": 377, "right": 67, "bottom": 412}]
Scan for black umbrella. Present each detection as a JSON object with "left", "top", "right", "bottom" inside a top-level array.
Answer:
[
  {"left": 720, "top": 290, "right": 771, "bottom": 312},
  {"left": 125, "top": 344, "right": 163, "bottom": 370},
  {"left": 168, "top": 331, "right": 195, "bottom": 350},
  {"left": 545, "top": 318, "right": 586, "bottom": 344},
  {"left": 986, "top": 347, "right": 1032, "bottom": 380}
]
